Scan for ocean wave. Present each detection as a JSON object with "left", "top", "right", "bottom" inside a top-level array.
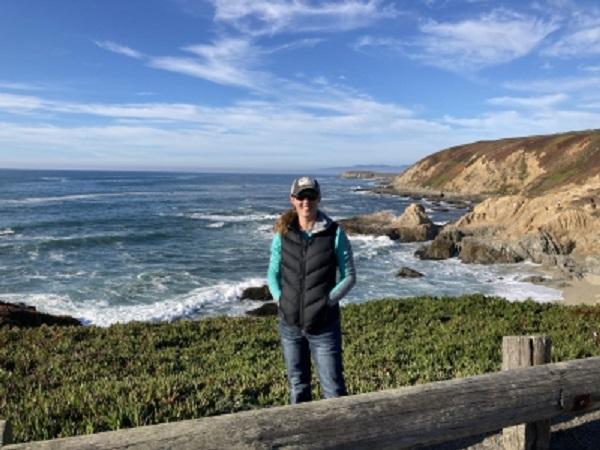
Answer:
[
  {"left": 489, "top": 280, "right": 561, "bottom": 303},
  {"left": 15, "top": 231, "right": 171, "bottom": 251},
  {"left": 0, "top": 228, "right": 15, "bottom": 236},
  {"left": 349, "top": 234, "right": 395, "bottom": 245},
  {"left": 183, "top": 212, "right": 279, "bottom": 223},
  {"left": 2, "top": 193, "right": 121, "bottom": 205},
  {"left": 0, "top": 277, "right": 269, "bottom": 327},
  {"left": 1, "top": 191, "right": 159, "bottom": 206},
  {"left": 350, "top": 234, "right": 397, "bottom": 260},
  {"left": 206, "top": 222, "right": 225, "bottom": 229}
]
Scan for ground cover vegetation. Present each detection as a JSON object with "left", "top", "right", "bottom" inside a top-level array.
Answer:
[{"left": 2, "top": 294, "right": 600, "bottom": 443}]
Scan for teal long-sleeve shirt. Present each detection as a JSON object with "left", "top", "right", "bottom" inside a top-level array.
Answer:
[{"left": 267, "top": 220, "right": 356, "bottom": 305}]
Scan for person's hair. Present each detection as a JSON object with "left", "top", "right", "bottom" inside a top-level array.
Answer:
[{"left": 273, "top": 208, "right": 297, "bottom": 234}]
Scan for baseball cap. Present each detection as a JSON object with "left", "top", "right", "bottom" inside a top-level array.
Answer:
[{"left": 290, "top": 176, "right": 320, "bottom": 197}]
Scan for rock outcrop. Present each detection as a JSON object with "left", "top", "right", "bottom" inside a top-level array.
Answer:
[
  {"left": 240, "top": 285, "right": 272, "bottom": 301},
  {"left": 246, "top": 303, "right": 278, "bottom": 317},
  {"left": 415, "top": 230, "right": 464, "bottom": 260},
  {"left": 396, "top": 267, "right": 424, "bottom": 278},
  {"left": 340, "top": 203, "right": 440, "bottom": 242},
  {"left": 0, "top": 301, "right": 81, "bottom": 328}
]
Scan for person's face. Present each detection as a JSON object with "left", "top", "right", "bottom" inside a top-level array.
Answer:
[{"left": 290, "top": 190, "right": 320, "bottom": 220}]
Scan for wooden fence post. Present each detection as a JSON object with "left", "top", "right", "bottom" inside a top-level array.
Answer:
[
  {"left": 502, "top": 335, "right": 552, "bottom": 450},
  {"left": 0, "top": 419, "right": 12, "bottom": 447}
]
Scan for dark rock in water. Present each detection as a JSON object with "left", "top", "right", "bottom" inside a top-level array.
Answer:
[
  {"left": 246, "top": 302, "right": 278, "bottom": 317},
  {"left": 521, "top": 275, "right": 548, "bottom": 283},
  {"left": 0, "top": 301, "right": 81, "bottom": 328},
  {"left": 240, "top": 285, "right": 272, "bottom": 301},
  {"left": 459, "top": 239, "right": 523, "bottom": 264},
  {"left": 396, "top": 267, "right": 424, "bottom": 278},
  {"left": 415, "top": 230, "right": 464, "bottom": 260}
]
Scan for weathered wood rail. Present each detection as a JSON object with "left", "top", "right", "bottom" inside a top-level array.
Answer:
[{"left": 2, "top": 355, "right": 600, "bottom": 449}]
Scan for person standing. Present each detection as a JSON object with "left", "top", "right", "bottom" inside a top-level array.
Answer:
[{"left": 267, "top": 176, "right": 356, "bottom": 403}]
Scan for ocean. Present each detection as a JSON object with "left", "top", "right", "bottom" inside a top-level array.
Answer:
[{"left": 0, "top": 169, "right": 561, "bottom": 326}]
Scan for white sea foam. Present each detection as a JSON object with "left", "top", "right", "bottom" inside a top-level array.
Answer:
[
  {"left": 2, "top": 193, "right": 120, "bottom": 205},
  {"left": 1, "top": 192, "right": 157, "bottom": 206},
  {"left": 48, "top": 251, "right": 67, "bottom": 262},
  {"left": 55, "top": 270, "right": 88, "bottom": 280},
  {"left": 489, "top": 279, "right": 561, "bottom": 302},
  {"left": 206, "top": 222, "right": 225, "bottom": 229},
  {"left": 0, "top": 228, "right": 15, "bottom": 236},
  {"left": 184, "top": 212, "right": 279, "bottom": 223},
  {"left": 350, "top": 234, "right": 396, "bottom": 260},
  {"left": 257, "top": 224, "right": 273, "bottom": 233},
  {"left": 0, "top": 277, "right": 269, "bottom": 327}
]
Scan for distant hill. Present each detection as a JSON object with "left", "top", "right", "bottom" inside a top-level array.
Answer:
[
  {"left": 392, "top": 129, "right": 600, "bottom": 196},
  {"left": 314, "top": 164, "right": 408, "bottom": 176}
]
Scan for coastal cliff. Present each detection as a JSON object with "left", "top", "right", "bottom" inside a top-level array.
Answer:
[
  {"left": 392, "top": 129, "right": 600, "bottom": 197},
  {"left": 390, "top": 129, "right": 600, "bottom": 274}
]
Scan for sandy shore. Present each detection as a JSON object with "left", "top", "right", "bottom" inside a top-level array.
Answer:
[
  {"left": 560, "top": 273, "right": 600, "bottom": 306},
  {"left": 526, "top": 265, "right": 600, "bottom": 306}
]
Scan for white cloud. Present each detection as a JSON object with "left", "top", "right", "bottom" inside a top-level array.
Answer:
[
  {"left": 94, "top": 36, "right": 330, "bottom": 92},
  {"left": 0, "top": 92, "right": 45, "bottom": 112},
  {"left": 407, "top": 10, "right": 557, "bottom": 71},
  {"left": 487, "top": 93, "right": 568, "bottom": 108},
  {"left": 543, "top": 26, "right": 600, "bottom": 57},
  {"left": 582, "top": 64, "right": 600, "bottom": 72},
  {"left": 3, "top": 81, "right": 598, "bottom": 171},
  {"left": 269, "top": 37, "right": 325, "bottom": 53},
  {"left": 209, "top": 0, "right": 396, "bottom": 36},
  {"left": 95, "top": 37, "right": 267, "bottom": 90},
  {"left": 504, "top": 76, "right": 600, "bottom": 93},
  {"left": 442, "top": 108, "right": 600, "bottom": 138},
  {"left": 0, "top": 87, "right": 454, "bottom": 169},
  {"left": 94, "top": 41, "right": 145, "bottom": 59},
  {"left": 0, "top": 81, "right": 44, "bottom": 91},
  {"left": 352, "top": 35, "right": 399, "bottom": 52}
]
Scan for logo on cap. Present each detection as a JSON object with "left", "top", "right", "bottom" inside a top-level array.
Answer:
[{"left": 297, "top": 177, "right": 313, "bottom": 187}]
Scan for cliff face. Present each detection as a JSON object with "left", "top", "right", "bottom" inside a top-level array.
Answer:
[
  {"left": 396, "top": 130, "right": 600, "bottom": 270},
  {"left": 393, "top": 130, "right": 600, "bottom": 196},
  {"left": 450, "top": 177, "right": 600, "bottom": 259}
]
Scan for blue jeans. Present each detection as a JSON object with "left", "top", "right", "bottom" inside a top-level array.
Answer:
[{"left": 278, "top": 318, "right": 347, "bottom": 404}]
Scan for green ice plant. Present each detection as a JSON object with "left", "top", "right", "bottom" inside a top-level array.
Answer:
[{"left": 1, "top": 295, "right": 600, "bottom": 443}]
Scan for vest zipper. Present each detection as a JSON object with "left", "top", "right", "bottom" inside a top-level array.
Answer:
[{"left": 300, "top": 239, "right": 308, "bottom": 329}]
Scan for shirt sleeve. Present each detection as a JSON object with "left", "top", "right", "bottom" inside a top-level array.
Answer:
[
  {"left": 328, "top": 226, "right": 356, "bottom": 305},
  {"left": 267, "top": 233, "right": 282, "bottom": 301}
]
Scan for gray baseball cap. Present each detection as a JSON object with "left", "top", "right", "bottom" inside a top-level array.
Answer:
[{"left": 290, "top": 176, "right": 320, "bottom": 197}]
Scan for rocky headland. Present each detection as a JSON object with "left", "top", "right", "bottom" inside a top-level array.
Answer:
[
  {"left": 355, "top": 129, "right": 600, "bottom": 302},
  {"left": 340, "top": 170, "right": 398, "bottom": 181}
]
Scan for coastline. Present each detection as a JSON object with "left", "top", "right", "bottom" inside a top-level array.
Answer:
[
  {"left": 529, "top": 266, "right": 600, "bottom": 306},
  {"left": 561, "top": 273, "right": 600, "bottom": 306}
]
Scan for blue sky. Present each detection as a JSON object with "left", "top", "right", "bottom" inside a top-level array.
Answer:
[{"left": 1, "top": 0, "right": 600, "bottom": 171}]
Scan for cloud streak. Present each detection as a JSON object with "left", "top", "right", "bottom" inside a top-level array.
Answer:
[
  {"left": 356, "top": 10, "right": 557, "bottom": 72},
  {"left": 209, "top": 0, "right": 396, "bottom": 35},
  {"left": 95, "top": 40, "right": 145, "bottom": 59},
  {"left": 544, "top": 26, "right": 600, "bottom": 57},
  {"left": 487, "top": 93, "right": 568, "bottom": 109}
]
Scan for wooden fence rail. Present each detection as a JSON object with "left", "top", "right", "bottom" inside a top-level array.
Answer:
[{"left": 2, "top": 354, "right": 600, "bottom": 450}]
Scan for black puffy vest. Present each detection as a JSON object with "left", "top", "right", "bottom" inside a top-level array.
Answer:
[{"left": 279, "top": 220, "right": 339, "bottom": 332}]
